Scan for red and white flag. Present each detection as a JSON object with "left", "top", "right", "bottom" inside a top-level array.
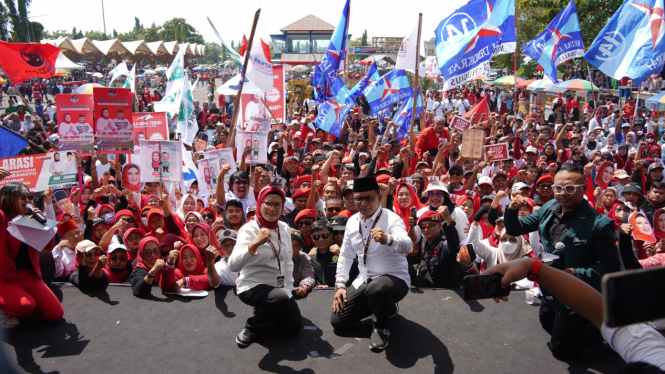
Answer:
[
  {"left": 246, "top": 16, "right": 273, "bottom": 93},
  {"left": 0, "top": 41, "right": 60, "bottom": 84}
]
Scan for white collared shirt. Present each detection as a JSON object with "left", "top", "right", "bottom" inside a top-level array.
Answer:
[{"left": 336, "top": 207, "right": 413, "bottom": 287}]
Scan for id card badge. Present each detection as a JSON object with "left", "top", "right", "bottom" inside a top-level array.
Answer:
[{"left": 276, "top": 276, "right": 285, "bottom": 288}]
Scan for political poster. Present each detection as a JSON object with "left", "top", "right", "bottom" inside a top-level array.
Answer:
[
  {"left": 245, "top": 116, "right": 272, "bottom": 132},
  {"left": 93, "top": 87, "right": 134, "bottom": 154},
  {"left": 235, "top": 131, "right": 268, "bottom": 164},
  {"left": 139, "top": 140, "right": 182, "bottom": 183},
  {"left": 450, "top": 115, "right": 472, "bottom": 132},
  {"left": 0, "top": 152, "right": 79, "bottom": 192},
  {"left": 241, "top": 93, "right": 270, "bottom": 130},
  {"left": 484, "top": 143, "right": 510, "bottom": 161},
  {"left": 122, "top": 163, "right": 142, "bottom": 192},
  {"left": 132, "top": 112, "right": 169, "bottom": 147},
  {"left": 56, "top": 94, "right": 95, "bottom": 155},
  {"left": 204, "top": 148, "right": 236, "bottom": 189},
  {"left": 197, "top": 156, "right": 220, "bottom": 195},
  {"left": 264, "top": 64, "right": 286, "bottom": 126}
]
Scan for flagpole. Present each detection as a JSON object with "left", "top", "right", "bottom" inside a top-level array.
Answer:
[
  {"left": 227, "top": 8, "right": 261, "bottom": 149},
  {"left": 630, "top": 86, "right": 642, "bottom": 129},
  {"left": 513, "top": 2, "right": 518, "bottom": 116},
  {"left": 409, "top": 13, "right": 422, "bottom": 139},
  {"left": 582, "top": 52, "right": 596, "bottom": 104}
]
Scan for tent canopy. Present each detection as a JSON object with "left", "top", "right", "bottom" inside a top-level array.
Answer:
[
  {"left": 55, "top": 52, "right": 85, "bottom": 70},
  {"left": 71, "top": 37, "right": 101, "bottom": 55},
  {"left": 42, "top": 37, "right": 77, "bottom": 53},
  {"left": 163, "top": 41, "right": 180, "bottom": 55},
  {"left": 92, "top": 38, "right": 130, "bottom": 56},
  {"left": 146, "top": 41, "right": 170, "bottom": 56},
  {"left": 122, "top": 40, "right": 153, "bottom": 56}
]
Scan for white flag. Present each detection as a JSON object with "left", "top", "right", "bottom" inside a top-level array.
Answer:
[
  {"left": 178, "top": 77, "right": 198, "bottom": 146},
  {"left": 396, "top": 24, "right": 420, "bottom": 71},
  {"left": 122, "top": 63, "right": 137, "bottom": 93},
  {"left": 153, "top": 48, "right": 187, "bottom": 119},
  {"left": 207, "top": 17, "right": 243, "bottom": 68},
  {"left": 245, "top": 16, "right": 273, "bottom": 93},
  {"left": 108, "top": 62, "right": 128, "bottom": 86}
]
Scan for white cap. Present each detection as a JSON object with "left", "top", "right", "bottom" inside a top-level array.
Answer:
[
  {"left": 525, "top": 146, "right": 538, "bottom": 154},
  {"left": 76, "top": 240, "right": 102, "bottom": 253},
  {"left": 512, "top": 182, "right": 529, "bottom": 192},
  {"left": 108, "top": 243, "right": 128, "bottom": 253},
  {"left": 423, "top": 181, "right": 450, "bottom": 194},
  {"left": 478, "top": 176, "right": 493, "bottom": 187}
]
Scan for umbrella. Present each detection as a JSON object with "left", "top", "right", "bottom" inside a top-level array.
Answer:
[
  {"left": 74, "top": 83, "right": 105, "bottom": 95},
  {"left": 92, "top": 72, "right": 104, "bottom": 78},
  {"left": 492, "top": 75, "right": 524, "bottom": 85},
  {"left": 52, "top": 68, "right": 69, "bottom": 77},
  {"left": 292, "top": 65, "right": 311, "bottom": 73},
  {"left": 526, "top": 79, "right": 555, "bottom": 91},
  {"left": 518, "top": 79, "right": 538, "bottom": 88},
  {"left": 193, "top": 66, "right": 206, "bottom": 71},
  {"left": 645, "top": 91, "right": 665, "bottom": 111},
  {"left": 556, "top": 79, "right": 598, "bottom": 92},
  {"left": 474, "top": 75, "right": 490, "bottom": 81},
  {"left": 154, "top": 67, "right": 167, "bottom": 73},
  {"left": 217, "top": 73, "right": 263, "bottom": 95},
  {"left": 0, "top": 77, "right": 5, "bottom": 84},
  {"left": 144, "top": 70, "right": 156, "bottom": 75}
]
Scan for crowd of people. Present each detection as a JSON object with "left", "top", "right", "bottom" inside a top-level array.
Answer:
[{"left": 1, "top": 76, "right": 665, "bottom": 371}]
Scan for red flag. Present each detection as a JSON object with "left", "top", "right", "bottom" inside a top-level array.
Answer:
[
  {"left": 462, "top": 96, "right": 490, "bottom": 124},
  {"left": 0, "top": 41, "right": 60, "bottom": 84},
  {"left": 239, "top": 35, "right": 248, "bottom": 57}
]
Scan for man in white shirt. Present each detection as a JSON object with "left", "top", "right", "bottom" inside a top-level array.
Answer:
[
  {"left": 112, "top": 109, "right": 133, "bottom": 132},
  {"left": 331, "top": 177, "right": 412, "bottom": 352},
  {"left": 432, "top": 97, "right": 445, "bottom": 117},
  {"left": 75, "top": 114, "right": 93, "bottom": 135},
  {"left": 455, "top": 94, "right": 470, "bottom": 115},
  {"left": 441, "top": 95, "right": 452, "bottom": 113}
]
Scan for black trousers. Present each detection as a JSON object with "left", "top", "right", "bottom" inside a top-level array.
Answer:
[
  {"left": 238, "top": 284, "right": 302, "bottom": 337},
  {"left": 539, "top": 298, "right": 604, "bottom": 359},
  {"left": 330, "top": 274, "right": 409, "bottom": 330}
]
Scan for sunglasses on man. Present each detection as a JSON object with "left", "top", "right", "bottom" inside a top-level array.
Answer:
[
  {"left": 327, "top": 206, "right": 342, "bottom": 213},
  {"left": 298, "top": 220, "right": 313, "bottom": 228},
  {"left": 312, "top": 233, "right": 330, "bottom": 240}
]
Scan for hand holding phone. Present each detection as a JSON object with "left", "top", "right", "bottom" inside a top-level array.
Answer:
[{"left": 463, "top": 273, "right": 511, "bottom": 301}]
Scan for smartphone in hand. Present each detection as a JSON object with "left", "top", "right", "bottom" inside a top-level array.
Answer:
[
  {"left": 602, "top": 267, "right": 665, "bottom": 327},
  {"left": 463, "top": 273, "right": 511, "bottom": 301}
]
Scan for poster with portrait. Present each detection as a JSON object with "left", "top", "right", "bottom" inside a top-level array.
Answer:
[
  {"left": 265, "top": 64, "right": 286, "bottom": 126},
  {"left": 139, "top": 140, "right": 182, "bottom": 183},
  {"left": 0, "top": 153, "right": 79, "bottom": 192},
  {"left": 241, "top": 93, "right": 270, "bottom": 130},
  {"left": 629, "top": 212, "right": 657, "bottom": 243},
  {"left": 53, "top": 190, "right": 75, "bottom": 215},
  {"left": 132, "top": 112, "right": 169, "bottom": 148},
  {"left": 654, "top": 208, "right": 665, "bottom": 240},
  {"left": 204, "top": 148, "right": 236, "bottom": 190},
  {"left": 235, "top": 131, "right": 268, "bottom": 164},
  {"left": 595, "top": 161, "right": 615, "bottom": 190},
  {"left": 93, "top": 87, "right": 134, "bottom": 154},
  {"left": 197, "top": 156, "right": 220, "bottom": 195},
  {"left": 56, "top": 94, "right": 94, "bottom": 155},
  {"left": 122, "top": 163, "right": 142, "bottom": 192},
  {"left": 244, "top": 116, "right": 272, "bottom": 132}
]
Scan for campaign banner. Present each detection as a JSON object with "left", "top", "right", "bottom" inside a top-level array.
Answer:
[
  {"left": 484, "top": 143, "right": 510, "bottom": 161},
  {"left": 450, "top": 115, "right": 472, "bottom": 132},
  {"left": 56, "top": 94, "right": 95, "bottom": 155},
  {"left": 204, "top": 148, "right": 237, "bottom": 189},
  {"left": 132, "top": 112, "right": 169, "bottom": 147},
  {"left": 245, "top": 116, "right": 272, "bottom": 132},
  {"left": 94, "top": 87, "right": 134, "bottom": 154},
  {"left": 235, "top": 131, "right": 268, "bottom": 164},
  {"left": 0, "top": 152, "right": 79, "bottom": 192},
  {"left": 197, "top": 156, "right": 220, "bottom": 195},
  {"left": 241, "top": 93, "right": 270, "bottom": 130},
  {"left": 139, "top": 140, "right": 182, "bottom": 183},
  {"left": 264, "top": 64, "right": 285, "bottom": 126}
]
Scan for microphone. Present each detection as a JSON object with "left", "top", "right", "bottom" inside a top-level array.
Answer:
[{"left": 25, "top": 204, "right": 47, "bottom": 225}]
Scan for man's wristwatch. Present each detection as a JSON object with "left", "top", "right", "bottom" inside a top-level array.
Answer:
[{"left": 527, "top": 259, "right": 543, "bottom": 281}]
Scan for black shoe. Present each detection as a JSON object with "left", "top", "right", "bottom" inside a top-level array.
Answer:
[
  {"left": 370, "top": 328, "right": 390, "bottom": 351},
  {"left": 390, "top": 302, "right": 399, "bottom": 318},
  {"left": 236, "top": 328, "right": 255, "bottom": 348}
]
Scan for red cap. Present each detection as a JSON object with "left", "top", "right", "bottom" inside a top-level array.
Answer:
[
  {"left": 291, "top": 188, "right": 311, "bottom": 200},
  {"left": 115, "top": 209, "right": 135, "bottom": 224},
  {"left": 295, "top": 175, "right": 312, "bottom": 187},
  {"left": 293, "top": 134, "right": 302, "bottom": 140},
  {"left": 353, "top": 107, "right": 359, "bottom": 113},
  {"left": 295, "top": 209, "right": 317, "bottom": 224},
  {"left": 417, "top": 210, "right": 442, "bottom": 226},
  {"left": 376, "top": 174, "right": 390, "bottom": 184},
  {"left": 536, "top": 175, "right": 552, "bottom": 185},
  {"left": 57, "top": 219, "right": 79, "bottom": 237},
  {"left": 146, "top": 209, "right": 164, "bottom": 225}
]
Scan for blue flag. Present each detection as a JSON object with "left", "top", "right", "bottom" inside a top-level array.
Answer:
[
  {"left": 524, "top": 0, "right": 584, "bottom": 84},
  {"left": 362, "top": 69, "right": 413, "bottom": 114},
  {"left": 349, "top": 61, "right": 380, "bottom": 100},
  {"left": 315, "top": 99, "right": 352, "bottom": 137},
  {"left": 391, "top": 87, "right": 423, "bottom": 140},
  {"left": 0, "top": 126, "right": 29, "bottom": 158},
  {"left": 313, "top": 60, "right": 333, "bottom": 104},
  {"left": 435, "top": 0, "right": 516, "bottom": 90},
  {"left": 585, "top": 0, "right": 665, "bottom": 86},
  {"left": 320, "top": 0, "right": 350, "bottom": 89}
]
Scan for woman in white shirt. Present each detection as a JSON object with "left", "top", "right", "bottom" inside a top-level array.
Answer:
[{"left": 228, "top": 186, "right": 301, "bottom": 348}]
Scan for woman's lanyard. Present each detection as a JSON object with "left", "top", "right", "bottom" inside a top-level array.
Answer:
[
  {"left": 258, "top": 222, "right": 282, "bottom": 274},
  {"left": 358, "top": 208, "right": 383, "bottom": 268}
]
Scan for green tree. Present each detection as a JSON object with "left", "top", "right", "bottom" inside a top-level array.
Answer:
[
  {"left": 113, "top": 29, "right": 117, "bottom": 38},
  {"left": 361, "top": 29, "right": 368, "bottom": 46}
]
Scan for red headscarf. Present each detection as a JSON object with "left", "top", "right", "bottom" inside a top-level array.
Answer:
[
  {"left": 103, "top": 249, "right": 130, "bottom": 284},
  {"left": 392, "top": 182, "right": 423, "bottom": 228},
  {"left": 122, "top": 227, "right": 145, "bottom": 261},
  {"left": 249, "top": 186, "right": 285, "bottom": 230},
  {"left": 456, "top": 196, "right": 478, "bottom": 217},
  {"left": 96, "top": 204, "right": 114, "bottom": 217},
  {"left": 135, "top": 237, "right": 162, "bottom": 283},
  {"left": 176, "top": 244, "right": 206, "bottom": 276},
  {"left": 192, "top": 223, "right": 211, "bottom": 260},
  {"left": 607, "top": 202, "right": 625, "bottom": 230}
]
